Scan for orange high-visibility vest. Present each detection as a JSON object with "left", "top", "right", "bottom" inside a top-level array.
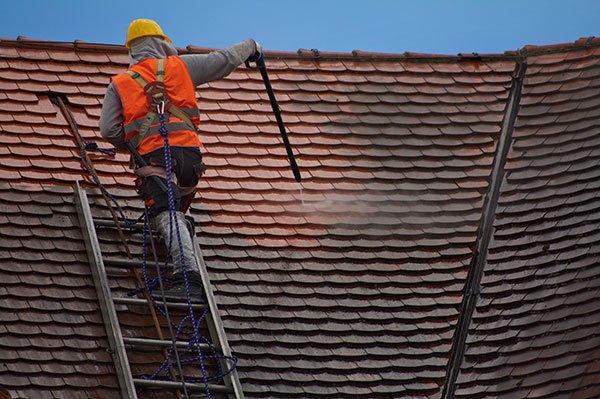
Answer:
[{"left": 112, "top": 55, "right": 201, "bottom": 155}]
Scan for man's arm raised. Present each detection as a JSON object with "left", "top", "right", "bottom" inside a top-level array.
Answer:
[{"left": 181, "top": 38, "right": 262, "bottom": 86}]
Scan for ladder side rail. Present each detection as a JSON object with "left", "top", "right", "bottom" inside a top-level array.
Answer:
[
  {"left": 133, "top": 379, "right": 230, "bottom": 393},
  {"left": 191, "top": 235, "right": 245, "bottom": 399},
  {"left": 75, "top": 182, "right": 138, "bottom": 399}
]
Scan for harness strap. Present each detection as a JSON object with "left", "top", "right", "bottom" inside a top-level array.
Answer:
[
  {"left": 137, "top": 111, "right": 157, "bottom": 136},
  {"left": 135, "top": 165, "right": 171, "bottom": 179},
  {"left": 167, "top": 103, "right": 198, "bottom": 132},
  {"left": 134, "top": 165, "right": 197, "bottom": 196},
  {"left": 129, "top": 122, "right": 196, "bottom": 148},
  {"left": 126, "top": 70, "right": 149, "bottom": 87},
  {"left": 124, "top": 108, "right": 199, "bottom": 134},
  {"left": 156, "top": 58, "right": 165, "bottom": 82},
  {"left": 124, "top": 58, "right": 200, "bottom": 148}
]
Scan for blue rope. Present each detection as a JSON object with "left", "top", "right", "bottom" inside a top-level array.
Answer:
[
  {"left": 73, "top": 103, "right": 237, "bottom": 389},
  {"left": 158, "top": 110, "right": 213, "bottom": 398},
  {"left": 133, "top": 105, "right": 238, "bottom": 393}
]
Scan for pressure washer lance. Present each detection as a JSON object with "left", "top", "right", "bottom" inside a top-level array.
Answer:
[
  {"left": 127, "top": 54, "right": 301, "bottom": 184},
  {"left": 246, "top": 54, "right": 302, "bottom": 183}
]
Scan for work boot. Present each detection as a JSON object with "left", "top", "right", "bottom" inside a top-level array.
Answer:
[{"left": 154, "top": 271, "right": 206, "bottom": 303}]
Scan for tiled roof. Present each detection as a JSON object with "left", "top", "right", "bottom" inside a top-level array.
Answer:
[
  {"left": 0, "top": 36, "right": 599, "bottom": 398},
  {"left": 0, "top": 183, "right": 119, "bottom": 398},
  {"left": 455, "top": 44, "right": 600, "bottom": 399}
]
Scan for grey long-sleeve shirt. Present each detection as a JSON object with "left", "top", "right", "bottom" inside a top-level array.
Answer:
[{"left": 99, "top": 36, "right": 257, "bottom": 147}]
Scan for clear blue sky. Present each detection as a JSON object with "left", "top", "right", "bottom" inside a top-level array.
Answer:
[{"left": 2, "top": 0, "right": 599, "bottom": 54}]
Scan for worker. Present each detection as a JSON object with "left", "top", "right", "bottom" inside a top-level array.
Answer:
[{"left": 99, "top": 19, "right": 262, "bottom": 299}]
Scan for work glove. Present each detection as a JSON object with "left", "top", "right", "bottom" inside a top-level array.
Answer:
[{"left": 246, "top": 40, "right": 263, "bottom": 63}]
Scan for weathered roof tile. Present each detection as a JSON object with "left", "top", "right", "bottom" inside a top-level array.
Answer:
[
  {"left": 455, "top": 46, "right": 600, "bottom": 399},
  {"left": 0, "top": 37, "right": 599, "bottom": 398}
]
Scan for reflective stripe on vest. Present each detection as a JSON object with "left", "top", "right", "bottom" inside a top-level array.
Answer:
[
  {"left": 112, "top": 55, "right": 201, "bottom": 155},
  {"left": 123, "top": 108, "right": 200, "bottom": 135}
]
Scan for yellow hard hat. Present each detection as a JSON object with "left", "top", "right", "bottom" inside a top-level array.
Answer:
[{"left": 125, "top": 18, "right": 172, "bottom": 48}]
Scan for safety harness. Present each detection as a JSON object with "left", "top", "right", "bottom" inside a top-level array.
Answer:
[
  {"left": 122, "top": 58, "right": 229, "bottom": 397},
  {"left": 124, "top": 58, "right": 200, "bottom": 150},
  {"left": 125, "top": 58, "right": 203, "bottom": 197}
]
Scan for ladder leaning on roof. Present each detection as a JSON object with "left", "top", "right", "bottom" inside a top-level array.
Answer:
[{"left": 74, "top": 181, "right": 244, "bottom": 399}]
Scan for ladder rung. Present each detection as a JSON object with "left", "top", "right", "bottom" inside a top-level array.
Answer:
[
  {"left": 77, "top": 185, "right": 243, "bottom": 399},
  {"left": 133, "top": 378, "right": 230, "bottom": 393},
  {"left": 105, "top": 266, "right": 130, "bottom": 276},
  {"left": 113, "top": 296, "right": 206, "bottom": 311},
  {"left": 94, "top": 217, "right": 146, "bottom": 229},
  {"left": 124, "top": 337, "right": 211, "bottom": 351},
  {"left": 104, "top": 257, "right": 171, "bottom": 269}
]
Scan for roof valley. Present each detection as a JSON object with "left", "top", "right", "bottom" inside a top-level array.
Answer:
[{"left": 440, "top": 59, "right": 528, "bottom": 399}]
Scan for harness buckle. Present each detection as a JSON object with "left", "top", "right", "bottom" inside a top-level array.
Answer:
[{"left": 144, "top": 81, "right": 168, "bottom": 112}]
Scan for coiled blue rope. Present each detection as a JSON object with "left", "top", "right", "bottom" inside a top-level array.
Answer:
[
  {"left": 134, "top": 106, "right": 238, "bottom": 395},
  {"left": 158, "top": 110, "right": 213, "bottom": 398},
  {"left": 75, "top": 104, "right": 236, "bottom": 391}
]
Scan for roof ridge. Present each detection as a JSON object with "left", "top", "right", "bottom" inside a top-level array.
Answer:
[{"left": 1, "top": 35, "right": 599, "bottom": 61}]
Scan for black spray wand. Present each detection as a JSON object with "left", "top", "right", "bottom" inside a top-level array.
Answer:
[{"left": 247, "top": 55, "right": 302, "bottom": 183}]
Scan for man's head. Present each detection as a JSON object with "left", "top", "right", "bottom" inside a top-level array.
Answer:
[{"left": 125, "top": 18, "right": 171, "bottom": 49}]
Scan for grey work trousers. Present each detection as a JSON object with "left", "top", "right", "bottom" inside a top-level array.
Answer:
[
  {"left": 137, "top": 147, "right": 205, "bottom": 276},
  {"left": 154, "top": 210, "right": 200, "bottom": 275}
]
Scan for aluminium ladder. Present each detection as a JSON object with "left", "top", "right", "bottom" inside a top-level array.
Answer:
[{"left": 74, "top": 182, "right": 244, "bottom": 399}]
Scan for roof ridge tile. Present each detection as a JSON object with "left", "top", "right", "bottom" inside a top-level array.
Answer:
[{"left": 0, "top": 36, "right": 598, "bottom": 62}]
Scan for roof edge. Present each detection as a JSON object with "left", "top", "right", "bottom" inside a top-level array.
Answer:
[{"left": 1, "top": 35, "right": 599, "bottom": 62}]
